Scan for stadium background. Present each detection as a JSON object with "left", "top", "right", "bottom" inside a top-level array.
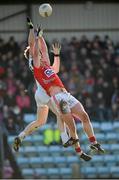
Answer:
[{"left": 0, "top": 0, "right": 119, "bottom": 179}]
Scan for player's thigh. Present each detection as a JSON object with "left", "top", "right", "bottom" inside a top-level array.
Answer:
[
  {"left": 48, "top": 99, "right": 60, "bottom": 116},
  {"left": 71, "top": 101, "right": 85, "bottom": 118},
  {"left": 36, "top": 105, "right": 49, "bottom": 124},
  {"left": 56, "top": 115, "right": 66, "bottom": 132}
]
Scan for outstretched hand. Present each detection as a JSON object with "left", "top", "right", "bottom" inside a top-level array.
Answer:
[{"left": 51, "top": 42, "right": 61, "bottom": 55}]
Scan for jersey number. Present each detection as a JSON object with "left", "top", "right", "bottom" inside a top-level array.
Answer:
[{"left": 44, "top": 69, "right": 54, "bottom": 77}]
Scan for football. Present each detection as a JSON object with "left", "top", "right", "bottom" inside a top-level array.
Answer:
[{"left": 39, "top": 3, "right": 52, "bottom": 17}]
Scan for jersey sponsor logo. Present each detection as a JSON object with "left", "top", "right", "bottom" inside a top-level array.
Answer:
[{"left": 44, "top": 69, "right": 54, "bottom": 77}]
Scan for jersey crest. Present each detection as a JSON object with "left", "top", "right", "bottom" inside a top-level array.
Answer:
[{"left": 44, "top": 69, "right": 54, "bottom": 77}]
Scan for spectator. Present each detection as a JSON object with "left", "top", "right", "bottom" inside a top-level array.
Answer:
[
  {"left": 43, "top": 127, "right": 60, "bottom": 145},
  {"left": 43, "top": 128, "right": 54, "bottom": 145},
  {"left": 5, "top": 116, "right": 17, "bottom": 135},
  {"left": 16, "top": 90, "right": 31, "bottom": 112},
  {"left": 3, "top": 159, "right": 14, "bottom": 179}
]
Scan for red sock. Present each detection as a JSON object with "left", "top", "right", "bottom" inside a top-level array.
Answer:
[
  {"left": 75, "top": 147, "right": 82, "bottom": 155},
  {"left": 89, "top": 136, "right": 97, "bottom": 144}
]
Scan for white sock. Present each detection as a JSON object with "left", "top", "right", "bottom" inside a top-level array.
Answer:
[
  {"left": 91, "top": 141, "right": 98, "bottom": 145},
  {"left": 18, "top": 131, "right": 26, "bottom": 142},
  {"left": 61, "top": 132, "right": 69, "bottom": 144},
  {"left": 75, "top": 134, "right": 79, "bottom": 140}
]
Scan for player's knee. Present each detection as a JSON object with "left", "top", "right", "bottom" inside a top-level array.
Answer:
[
  {"left": 59, "top": 100, "right": 71, "bottom": 114},
  {"left": 36, "top": 119, "right": 45, "bottom": 127}
]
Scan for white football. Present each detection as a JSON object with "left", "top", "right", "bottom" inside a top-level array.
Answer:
[{"left": 39, "top": 3, "right": 52, "bottom": 17}]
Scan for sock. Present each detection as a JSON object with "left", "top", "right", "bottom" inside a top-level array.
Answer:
[
  {"left": 75, "top": 147, "right": 83, "bottom": 155},
  {"left": 61, "top": 132, "right": 69, "bottom": 144},
  {"left": 89, "top": 136, "right": 97, "bottom": 144},
  {"left": 75, "top": 134, "right": 79, "bottom": 140},
  {"left": 18, "top": 131, "right": 26, "bottom": 142}
]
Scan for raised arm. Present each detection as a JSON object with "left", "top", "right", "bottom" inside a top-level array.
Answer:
[
  {"left": 27, "top": 17, "right": 41, "bottom": 68},
  {"left": 51, "top": 42, "right": 61, "bottom": 74},
  {"left": 27, "top": 17, "right": 35, "bottom": 57},
  {"left": 37, "top": 27, "right": 50, "bottom": 66},
  {"left": 33, "top": 36, "right": 41, "bottom": 67}
]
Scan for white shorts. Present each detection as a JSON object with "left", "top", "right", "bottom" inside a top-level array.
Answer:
[
  {"left": 50, "top": 92, "right": 79, "bottom": 113},
  {"left": 35, "top": 88, "right": 50, "bottom": 107}
]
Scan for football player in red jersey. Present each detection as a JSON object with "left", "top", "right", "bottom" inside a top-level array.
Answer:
[
  {"left": 27, "top": 19, "right": 80, "bottom": 147},
  {"left": 27, "top": 18, "right": 104, "bottom": 155}
]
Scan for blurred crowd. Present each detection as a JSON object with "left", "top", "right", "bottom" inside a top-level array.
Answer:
[{"left": 0, "top": 35, "right": 119, "bottom": 135}]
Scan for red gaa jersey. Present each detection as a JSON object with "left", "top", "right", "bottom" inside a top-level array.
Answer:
[{"left": 33, "top": 65, "right": 64, "bottom": 95}]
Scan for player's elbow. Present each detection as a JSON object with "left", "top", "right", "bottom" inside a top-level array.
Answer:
[
  {"left": 54, "top": 68, "right": 59, "bottom": 74},
  {"left": 52, "top": 66, "right": 59, "bottom": 74}
]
